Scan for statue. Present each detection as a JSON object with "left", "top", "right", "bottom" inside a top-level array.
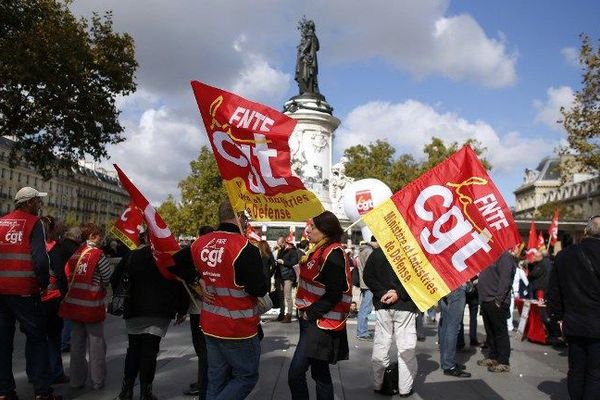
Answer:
[{"left": 295, "top": 18, "right": 320, "bottom": 95}]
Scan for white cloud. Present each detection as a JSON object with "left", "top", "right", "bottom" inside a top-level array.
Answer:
[
  {"left": 561, "top": 47, "right": 580, "bottom": 68},
  {"left": 533, "top": 86, "right": 574, "bottom": 131},
  {"left": 335, "top": 100, "right": 554, "bottom": 174}
]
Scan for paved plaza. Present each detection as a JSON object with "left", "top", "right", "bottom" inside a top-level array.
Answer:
[{"left": 12, "top": 312, "right": 569, "bottom": 400}]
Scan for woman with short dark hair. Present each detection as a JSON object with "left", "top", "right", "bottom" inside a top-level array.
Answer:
[{"left": 288, "top": 211, "right": 351, "bottom": 399}]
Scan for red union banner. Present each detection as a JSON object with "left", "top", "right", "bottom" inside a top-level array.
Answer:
[
  {"left": 114, "top": 165, "right": 179, "bottom": 279},
  {"left": 191, "top": 81, "right": 324, "bottom": 221},
  {"left": 362, "top": 146, "right": 521, "bottom": 311},
  {"left": 548, "top": 209, "right": 559, "bottom": 246},
  {"left": 526, "top": 220, "right": 537, "bottom": 263},
  {"left": 109, "top": 202, "right": 144, "bottom": 250}
]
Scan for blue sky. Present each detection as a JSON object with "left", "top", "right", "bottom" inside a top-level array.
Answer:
[{"left": 71, "top": 0, "right": 600, "bottom": 207}]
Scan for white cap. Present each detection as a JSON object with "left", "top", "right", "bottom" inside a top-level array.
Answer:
[{"left": 14, "top": 187, "right": 47, "bottom": 205}]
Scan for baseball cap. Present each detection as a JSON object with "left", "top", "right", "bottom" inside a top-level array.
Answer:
[{"left": 14, "top": 187, "right": 48, "bottom": 204}]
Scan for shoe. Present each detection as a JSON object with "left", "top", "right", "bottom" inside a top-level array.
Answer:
[
  {"left": 357, "top": 335, "right": 374, "bottom": 342},
  {"left": 488, "top": 364, "right": 510, "bottom": 373},
  {"left": 470, "top": 339, "right": 480, "bottom": 346},
  {"left": 398, "top": 389, "right": 414, "bottom": 398},
  {"left": 52, "top": 375, "right": 69, "bottom": 385},
  {"left": 115, "top": 377, "right": 134, "bottom": 400},
  {"left": 477, "top": 358, "right": 498, "bottom": 367},
  {"left": 281, "top": 314, "right": 292, "bottom": 323},
  {"left": 140, "top": 384, "right": 158, "bottom": 400},
  {"left": 182, "top": 386, "right": 200, "bottom": 396},
  {"left": 275, "top": 314, "right": 284, "bottom": 321},
  {"left": 443, "top": 367, "right": 472, "bottom": 378},
  {"left": 374, "top": 388, "right": 398, "bottom": 396},
  {"left": 455, "top": 364, "right": 467, "bottom": 370},
  {"left": 417, "top": 336, "right": 426, "bottom": 342}
]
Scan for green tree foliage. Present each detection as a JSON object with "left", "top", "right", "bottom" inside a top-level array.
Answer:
[
  {"left": 534, "top": 201, "right": 582, "bottom": 221},
  {"left": 343, "top": 137, "right": 490, "bottom": 192},
  {"left": 0, "top": 0, "right": 138, "bottom": 178},
  {"left": 158, "top": 146, "right": 227, "bottom": 237},
  {"left": 561, "top": 34, "right": 600, "bottom": 172}
]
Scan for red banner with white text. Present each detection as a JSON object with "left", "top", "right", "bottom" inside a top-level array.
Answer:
[
  {"left": 548, "top": 209, "right": 559, "bottom": 246},
  {"left": 191, "top": 81, "right": 324, "bottom": 221},
  {"left": 109, "top": 202, "right": 144, "bottom": 250},
  {"left": 362, "top": 146, "right": 521, "bottom": 311},
  {"left": 114, "top": 165, "right": 179, "bottom": 279}
]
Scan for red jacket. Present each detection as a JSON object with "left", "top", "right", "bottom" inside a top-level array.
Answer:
[
  {"left": 191, "top": 231, "right": 259, "bottom": 339},
  {"left": 0, "top": 210, "right": 40, "bottom": 295}
]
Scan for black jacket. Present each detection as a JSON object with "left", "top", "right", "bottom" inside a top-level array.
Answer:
[
  {"left": 363, "top": 247, "right": 417, "bottom": 312},
  {"left": 547, "top": 237, "right": 600, "bottom": 338},
  {"left": 478, "top": 251, "right": 516, "bottom": 306},
  {"left": 278, "top": 246, "right": 299, "bottom": 281},
  {"left": 112, "top": 246, "right": 189, "bottom": 320},
  {"left": 48, "top": 238, "right": 80, "bottom": 296}
]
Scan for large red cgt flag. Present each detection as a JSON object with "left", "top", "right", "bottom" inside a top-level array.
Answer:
[
  {"left": 526, "top": 220, "right": 538, "bottom": 263},
  {"left": 114, "top": 165, "right": 179, "bottom": 279},
  {"left": 548, "top": 209, "right": 559, "bottom": 246},
  {"left": 191, "top": 81, "right": 324, "bottom": 221},
  {"left": 109, "top": 202, "right": 144, "bottom": 250},
  {"left": 362, "top": 146, "right": 521, "bottom": 311}
]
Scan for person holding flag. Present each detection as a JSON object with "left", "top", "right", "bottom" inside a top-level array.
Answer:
[
  {"left": 171, "top": 200, "right": 268, "bottom": 400},
  {"left": 288, "top": 211, "right": 351, "bottom": 400}
]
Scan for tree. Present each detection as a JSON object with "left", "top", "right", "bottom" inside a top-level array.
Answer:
[
  {"left": 0, "top": 0, "right": 138, "bottom": 179},
  {"left": 158, "top": 146, "right": 228, "bottom": 237},
  {"left": 343, "top": 137, "right": 490, "bottom": 192},
  {"left": 561, "top": 34, "right": 600, "bottom": 172}
]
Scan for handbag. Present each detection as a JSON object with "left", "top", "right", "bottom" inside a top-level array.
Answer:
[{"left": 108, "top": 256, "right": 131, "bottom": 316}]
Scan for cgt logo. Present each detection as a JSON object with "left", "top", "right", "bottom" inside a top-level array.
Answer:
[
  {"left": 200, "top": 238, "right": 227, "bottom": 268},
  {"left": 0, "top": 220, "right": 26, "bottom": 245},
  {"left": 355, "top": 190, "right": 374, "bottom": 215}
]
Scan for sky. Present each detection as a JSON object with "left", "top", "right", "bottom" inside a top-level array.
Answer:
[{"left": 70, "top": 0, "right": 600, "bottom": 207}]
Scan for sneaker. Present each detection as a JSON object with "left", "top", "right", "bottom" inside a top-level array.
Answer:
[
  {"left": 398, "top": 389, "right": 414, "bottom": 398},
  {"left": 488, "top": 363, "right": 510, "bottom": 373},
  {"left": 357, "top": 335, "right": 374, "bottom": 342},
  {"left": 477, "top": 358, "right": 498, "bottom": 367},
  {"left": 443, "top": 367, "right": 472, "bottom": 378}
]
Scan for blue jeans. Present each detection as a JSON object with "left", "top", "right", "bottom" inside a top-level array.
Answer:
[
  {"left": 205, "top": 335, "right": 260, "bottom": 400},
  {"left": 61, "top": 319, "right": 72, "bottom": 351},
  {"left": 0, "top": 295, "right": 53, "bottom": 396},
  {"left": 438, "top": 288, "right": 466, "bottom": 370},
  {"left": 357, "top": 289, "right": 373, "bottom": 338},
  {"left": 457, "top": 301, "right": 479, "bottom": 347},
  {"left": 288, "top": 318, "right": 333, "bottom": 400},
  {"left": 567, "top": 336, "right": 600, "bottom": 400}
]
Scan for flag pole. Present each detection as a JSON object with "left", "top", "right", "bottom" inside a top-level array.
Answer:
[
  {"left": 344, "top": 216, "right": 364, "bottom": 233},
  {"left": 180, "top": 278, "right": 201, "bottom": 310}
]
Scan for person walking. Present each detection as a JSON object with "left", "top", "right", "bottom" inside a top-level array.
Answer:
[
  {"left": 0, "top": 187, "right": 62, "bottom": 400},
  {"left": 276, "top": 236, "right": 299, "bottom": 323},
  {"left": 363, "top": 246, "right": 419, "bottom": 397},
  {"left": 113, "top": 233, "right": 189, "bottom": 400},
  {"left": 172, "top": 201, "right": 268, "bottom": 400},
  {"left": 477, "top": 248, "right": 517, "bottom": 373},
  {"left": 58, "top": 223, "right": 112, "bottom": 390},
  {"left": 288, "top": 211, "right": 351, "bottom": 400},
  {"left": 547, "top": 215, "right": 600, "bottom": 400},
  {"left": 356, "top": 237, "right": 377, "bottom": 341}
]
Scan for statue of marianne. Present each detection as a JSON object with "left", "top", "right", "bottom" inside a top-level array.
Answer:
[{"left": 295, "top": 18, "right": 320, "bottom": 95}]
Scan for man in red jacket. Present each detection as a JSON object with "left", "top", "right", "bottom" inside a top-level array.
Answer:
[{"left": 0, "top": 187, "right": 61, "bottom": 400}]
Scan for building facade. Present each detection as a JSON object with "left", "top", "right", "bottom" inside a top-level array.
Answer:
[{"left": 0, "top": 137, "right": 128, "bottom": 228}]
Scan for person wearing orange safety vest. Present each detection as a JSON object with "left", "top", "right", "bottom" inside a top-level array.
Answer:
[
  {"left": 0, "top": 187, "right": 63, "bottom": 400},
  {"left": 59, "top": 223, "right": 112, "bottom": 391},
  {"left": 171, "top": 201, "right": 268, "bottom": 400},
  {"left": 288, "top": 211, "right": 352, "bottom": 400}
]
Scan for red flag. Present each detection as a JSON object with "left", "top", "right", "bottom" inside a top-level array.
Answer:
[
  {"left": 526, "top": 220, "right": 538, "bottom": 263},
  {"left": 245, "top": 225, "right": 262, "bottom": 242},
  {"left": 191, "top": 80, "right": 324, "bottom": 221},
  {"left": 109, "top": 202, "right": 144, "bottom": 250},
  {"left": 114, "top": 165, "right": 179, "bottom": 279},
  {"left": 548, "top": 209, "right": 559, "bottom": 246},
  {"left": 362, "top": 146, "right": 521, "bottom": 310},
  {"left": 537, "top": 232, "right": 546, "bottom": 251}
]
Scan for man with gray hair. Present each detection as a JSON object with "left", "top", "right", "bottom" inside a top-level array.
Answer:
[{"left": 547, "top": 215, "right": 600, "bottom": 400}]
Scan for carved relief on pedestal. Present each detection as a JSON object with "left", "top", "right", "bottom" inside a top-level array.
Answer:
[
  {"left": 310, "top": 130, "right": 328, "bottom": 153},
  {"left": 329, "top": 157, "right": 354, "bottom": 216}
]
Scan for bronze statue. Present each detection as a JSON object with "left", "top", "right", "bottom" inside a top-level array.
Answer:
[{"left": 295, "top": 18, "right": 320, "bottom": 95}]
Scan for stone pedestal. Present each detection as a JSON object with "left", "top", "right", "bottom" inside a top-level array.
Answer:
[{"left": 284, "top": 95, "right": 341, "bottom": 214}]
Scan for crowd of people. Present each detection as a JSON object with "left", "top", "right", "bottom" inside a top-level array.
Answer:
[{"left": 1, "top": 185, "right": 598, "bottom": 400}]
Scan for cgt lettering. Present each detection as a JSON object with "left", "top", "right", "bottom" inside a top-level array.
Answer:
[
  {"left": 4, "top": 230, "right": 23, "bottom": 244},
  {"left": 201, "top": 247, "right": 224, "bottom": 268},
  {"left": 414, "top": 185, "right": 492, "bottom": 272}
]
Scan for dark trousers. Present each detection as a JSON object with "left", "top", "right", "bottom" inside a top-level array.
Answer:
[
  {"left": 480, "top": 301, "right": 510, "bottom": 365},
  {"left": 288, "top": 318, "right": 333, "bottom": 400},
  {"left": 457, "top": 300, "right": 479, "bottom": 347},
  {"left": 43, "top": 300, "right": 65, "bottom": 380},
  {"left": 0, "top": 295, "right": 53, "bottom": 396},
  {"left": 566, "top": 336, "right": 600, "bottom": 400},
  {"left": 190, "top": 314, "right": 208, "bottom": 400},
  {"left": 123, "top": 333, "right": 162, "bottom": 385}
]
